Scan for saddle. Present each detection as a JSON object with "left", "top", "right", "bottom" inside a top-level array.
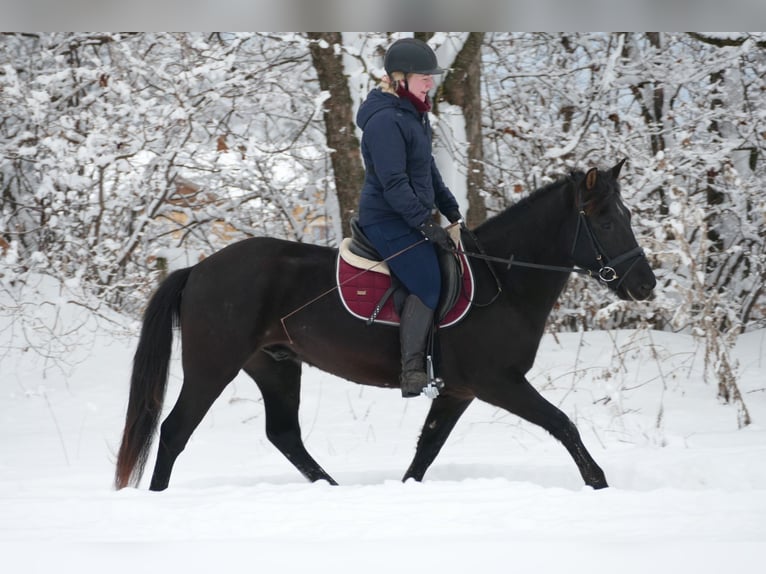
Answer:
[{"left": 337, "top": 218, "right": 474, "bottom": 327}]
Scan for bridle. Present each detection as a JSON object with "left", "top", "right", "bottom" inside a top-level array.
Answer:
[
  {"left": 570, "top": 186, "right": 646, "bottom": 289},
  {"left": 455, "top": 175, "right": 647, "bottom": 302}
]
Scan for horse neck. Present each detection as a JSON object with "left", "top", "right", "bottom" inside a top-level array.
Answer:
[
  {"left": 476, "top": 180, "right": 577, "bottom": 267},
  {"left": 467, "top": 182, "right": 576, "bottom": 323}
]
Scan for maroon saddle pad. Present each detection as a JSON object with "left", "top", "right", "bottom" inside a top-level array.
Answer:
[{"left": 336, "top": 238, "right": 474, "bottom": 327}]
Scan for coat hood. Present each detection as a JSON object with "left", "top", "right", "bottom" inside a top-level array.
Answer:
[{"left": 356, "top": 88, "right": 410, "bottom": 130}]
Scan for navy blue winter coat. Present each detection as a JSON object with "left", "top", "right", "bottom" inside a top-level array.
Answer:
[{"left": 356, "top": 88, "right": 459, "bottom": 229}]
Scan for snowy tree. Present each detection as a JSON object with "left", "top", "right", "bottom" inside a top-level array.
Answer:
[
  {"left": 3, "top": 31, "right": 764, "bottom": 330},
  {"left": 479, "top": 32, "right": 765, "bottom": 334},
  {"left": 1, "top": 32, "right": 764, "bottom": 422},
  {"left": 306, "top": 32, "right": 364, "bottom": 239},
  {"left": 1, "top": 32, "right": 332, "bottom": 315}
]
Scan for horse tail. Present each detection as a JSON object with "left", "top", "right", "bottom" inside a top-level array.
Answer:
[{"left": 114, "top": 267, "right": 192, "bottom": 489}]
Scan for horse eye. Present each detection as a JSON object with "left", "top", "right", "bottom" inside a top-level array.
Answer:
[{"left": 600, "top": 220, "right": 613, "bottom": 231}]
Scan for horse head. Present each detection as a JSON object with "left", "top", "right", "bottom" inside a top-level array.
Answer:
[{"left": 570, "top": 159, "right": 656, "bottom": 301}]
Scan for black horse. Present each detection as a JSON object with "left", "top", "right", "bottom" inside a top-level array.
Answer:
[{"left": 115, "top": 159, "right": 656, "bottom": 491}]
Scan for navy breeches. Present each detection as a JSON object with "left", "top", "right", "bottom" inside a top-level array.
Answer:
[{"left": 361, "top": 219, "right": 441, "bottom": 310}]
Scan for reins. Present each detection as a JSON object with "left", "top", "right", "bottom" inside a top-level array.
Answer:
[
  {"left": 280, "top": 193, "right": 647, "bottom": 343},
  {"left": 457, "top": 209, "right": 645, "bottom": 288},
  {"left": 458, "top": 174, "right": 647, "bottom": 299},
  {"left": 451, "top": 224, "right": 594, "bottom": 309},
  {"left": 452, "top": 245, "right": 595, "bottom": 276}
]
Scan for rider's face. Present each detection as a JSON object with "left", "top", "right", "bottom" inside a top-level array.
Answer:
[{"left": 406, "top": 74, "right": 434, "bottom": 102}]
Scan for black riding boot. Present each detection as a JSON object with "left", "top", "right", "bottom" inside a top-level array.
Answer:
[{"left": 399, "top": 294, "right": 434, "bottom": 398}]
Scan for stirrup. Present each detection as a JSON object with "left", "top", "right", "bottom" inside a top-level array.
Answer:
[
  {"left": 400, "top": 338, "right": 445, "bottom": 399},
  {"left": 401, "top": 374, "right": 443, "bottom": 399},
  {"left": 422, "top": 378, "right": 444, "bottom": 399},
  {"left": 423, "top": 355, "right": 444, "bottom": 399}
]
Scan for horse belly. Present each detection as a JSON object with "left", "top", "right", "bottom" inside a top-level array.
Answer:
[{"left": 288, "top": 312, "right": 401, "bottom": 389}]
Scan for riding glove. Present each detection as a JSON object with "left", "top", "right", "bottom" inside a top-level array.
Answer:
[
  {"left": 419, "top": 221, "right": 454, "bottom": 251},
  {"left": 445, "top": 209, "right": 464, "bottom": 225}
]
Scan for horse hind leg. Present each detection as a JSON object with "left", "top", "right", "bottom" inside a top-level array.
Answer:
[
  {"left": 243, "top": 351, "right": 338, "bottom": 485},
  {"left": 403, "top": 392, "right": 474, "bottom": 482},
  {"left": 476, "top": 373, "right": 608, "bottom": 489},
  {"left": 149, "top": 369, "right": 234, "bottom": 491}
]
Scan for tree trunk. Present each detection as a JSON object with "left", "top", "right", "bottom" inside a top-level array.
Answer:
[
  {"left": 440, "top": 32, "right": 487, "bottom": 227},
  {"left": 307, "top": 32, "right": 365, "bottom": 239},
  {"left": 623, "top": 32, "right": 669, "bottom": 216}
]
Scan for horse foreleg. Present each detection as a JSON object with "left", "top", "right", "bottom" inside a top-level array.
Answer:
[
  {"left": 476, "top": 374, "right": 608, "bottom": 489},
  {"left": 403, "top": 392, "right": 474, "bottom": 482},
  {"left": 244, "top": 353, "right": 338, "bottom": 485}
]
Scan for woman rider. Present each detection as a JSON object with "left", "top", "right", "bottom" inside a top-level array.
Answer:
[{"left": 355, "top": 38, "right": 464, "bottom": 398}]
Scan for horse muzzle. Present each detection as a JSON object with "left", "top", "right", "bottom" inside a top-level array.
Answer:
[{"left": 612, "top": 255, "right": 657, "bottom": 301}]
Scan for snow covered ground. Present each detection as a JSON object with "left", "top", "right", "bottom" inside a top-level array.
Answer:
[{"left": 1, "top": 290, "right": 765, "bottom": 573}]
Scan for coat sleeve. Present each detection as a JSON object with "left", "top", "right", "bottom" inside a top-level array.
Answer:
[
  {"left": 431, "top": 157, "right": 460, "bottom": 215},
  {"left": 363, "top": 113, "right": 433, "bottom": 228}
]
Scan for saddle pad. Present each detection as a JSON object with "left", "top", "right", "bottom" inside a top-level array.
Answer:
[{"left": 336, "top": 245, "right": 474, "bottom": 328}]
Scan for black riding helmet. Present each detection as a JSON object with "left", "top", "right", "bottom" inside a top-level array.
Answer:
[{"left": 384, "top": 38, "right": 445, "bottom": 76}]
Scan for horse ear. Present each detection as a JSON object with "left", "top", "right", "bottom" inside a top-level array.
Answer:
[
  {"left": 612, "top": 158, "right": 627, "bottom": 178},
  {"left": 585, "top": 167, "right": 598, "bottom": 191}
]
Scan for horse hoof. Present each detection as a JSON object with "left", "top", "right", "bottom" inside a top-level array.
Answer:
[{"left": 588, "top": 477, "right": 609, "bottom": 490}]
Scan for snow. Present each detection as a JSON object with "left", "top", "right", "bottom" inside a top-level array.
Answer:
[{"left": 1, "top": 293, "right": 766, "bottom": 573}]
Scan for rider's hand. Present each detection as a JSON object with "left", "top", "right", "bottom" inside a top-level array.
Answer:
[{"left": 419, "top": 221, "right": 454, "bottom": 251}]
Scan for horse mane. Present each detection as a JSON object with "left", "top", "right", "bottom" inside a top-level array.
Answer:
[
  {"left": 475, "top": 172, "right": 579, "bottom": 234},
  {"left": 476, "top": 166, "right": 621, "bottom": 235}
]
